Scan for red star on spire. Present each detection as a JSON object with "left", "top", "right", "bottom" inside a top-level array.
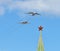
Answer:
[{"left": 38, "top": 26, "right": 43, "bottom": 31}]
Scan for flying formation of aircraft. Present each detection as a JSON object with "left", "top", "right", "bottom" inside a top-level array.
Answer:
[
  {"left": 26, "top": 12, "right": 40, "bottom": 16},
  {"left": 19, "top": 11, "right": 40, "bottom": 24}
]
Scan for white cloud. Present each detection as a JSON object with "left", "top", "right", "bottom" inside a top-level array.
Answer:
[
  {"left": 0, "top": 0, "right": 60, "bottom": 15},
  {"left": 0, "top": 7, "right": 5, "bottom": 15},
  {"left": 9, "top": 1, "right": 48, "bottom": 10},
  {"left": 0, "top": 0, "right": 13, "bottom": 15},
  {"left": 9, "top": 0, "right": 60, "bottom": 14},
  {"left": 44, "top": 0, "right": 60, "bottom": 13}
]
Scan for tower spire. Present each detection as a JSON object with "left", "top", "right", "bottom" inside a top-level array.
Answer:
[{"left": 37, "top": 26, "right": 44, "bottom": 51}]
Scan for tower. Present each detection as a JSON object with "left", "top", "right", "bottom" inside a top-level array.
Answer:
[{"left": 37, "top": 26, "right": 44, "bottom": 51}]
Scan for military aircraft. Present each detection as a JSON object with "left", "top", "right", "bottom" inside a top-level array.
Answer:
[
  {"left": 26, "top": 12, "right": 40, "bottom": 16},
  {"left": 19, "top": 21, "right": 29, "bottom": 24}
]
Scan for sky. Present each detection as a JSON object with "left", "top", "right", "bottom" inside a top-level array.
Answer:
[{"left": 0, "top": 0, "right": 60, "bottom": 51}]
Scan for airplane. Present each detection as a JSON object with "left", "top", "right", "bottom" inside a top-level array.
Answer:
[
  {"left": 19, "top": 21, "right": 29, "bottom": 24},
  {"left": 26, "top": 12, "right": 40, "bottom": 16},
  {"left": 38, "top": 26, "right": 43, "bottom": 31}
]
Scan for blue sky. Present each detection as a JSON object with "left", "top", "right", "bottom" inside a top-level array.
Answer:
[{"left": 0, "top": 0, "right": 60, "bottom": 51}]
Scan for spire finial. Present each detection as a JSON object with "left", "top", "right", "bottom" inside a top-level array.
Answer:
[{"left": 38, "top": 26, "right": 43, "bottom": 31}]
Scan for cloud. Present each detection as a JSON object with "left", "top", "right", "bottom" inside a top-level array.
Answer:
[
  {"left": 0, "top": 0, "right": 60, "bottom": 15},
  {"left": 44, "top": 0, "right": 60, "bottom": 13},
  {"left": 0, "top": 0, "right": 13, "bottom": 15},
  {"left": 9, "top": 0, "right": 60, "bottom": 15},
  {"left": 9, "top": 1, "right": 48, "bottom": 10},
  {"left": 0, "top": 7, "right": 5, "bottom": 15}
]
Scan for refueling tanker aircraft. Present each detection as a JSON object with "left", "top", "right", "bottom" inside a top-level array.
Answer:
[{"left": 26, "top": 12, "right": 40, "bottom": 16}]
